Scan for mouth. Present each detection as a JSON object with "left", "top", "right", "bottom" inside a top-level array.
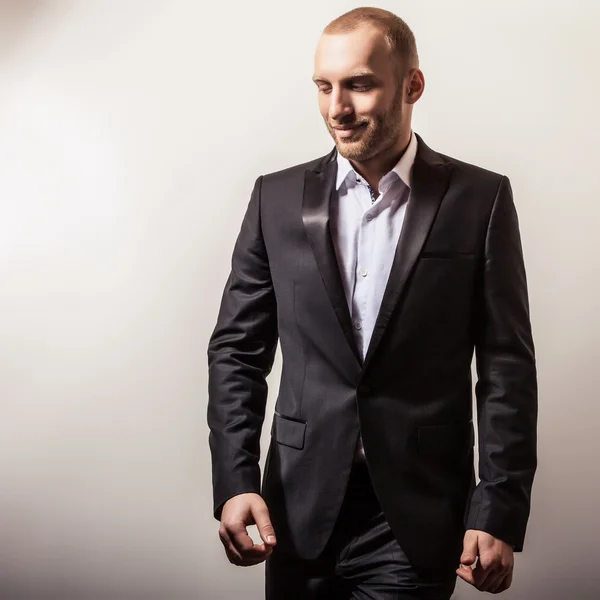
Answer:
[{"left": 332, "top": 123, "right": 367, "bottom": 139}]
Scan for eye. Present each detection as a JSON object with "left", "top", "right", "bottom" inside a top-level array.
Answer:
[
  {"left": 318, "top": 87, "right": 332, "bottom": 94},
  {"left": 353, "top": 84, "right": 372, "bottom": 91}
]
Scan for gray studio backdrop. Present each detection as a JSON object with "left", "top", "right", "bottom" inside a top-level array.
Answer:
[{"left": 0, "top": 1, "right": 598, "bottom": 599}]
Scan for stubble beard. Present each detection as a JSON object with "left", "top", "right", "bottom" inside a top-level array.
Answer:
[{"left": 332, "top": 85, "right": 405, "bottom": 163}]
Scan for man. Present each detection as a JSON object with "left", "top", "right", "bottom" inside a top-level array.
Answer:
[{"left": 208, "top": 7, "right": 537, "bottom": 599}]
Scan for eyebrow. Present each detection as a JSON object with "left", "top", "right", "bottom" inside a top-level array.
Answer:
[{"left": 312, "top": 70, "right": 377, "bottom": 84}]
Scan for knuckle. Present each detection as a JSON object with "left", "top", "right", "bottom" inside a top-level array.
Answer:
[
  {"left": 230, "top": 520, "right": 246, "bottom": 532},
  {"left": 221, "top": 520, "right": 234, "bottom": 532},
  {"left": 225, "top": 522, "right": 243, "bottom": 536}
]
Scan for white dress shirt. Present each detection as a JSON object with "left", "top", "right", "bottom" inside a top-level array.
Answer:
[{"left": 330, "top": 131, "right": 418, "bottom": 462}]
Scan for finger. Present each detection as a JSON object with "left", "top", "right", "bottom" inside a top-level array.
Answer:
[
  {"left": 252, "top": 502, "right": 277, "bottom": 546},
  {"left": 460, "top": 532, "right": 479, "bottom": 566},
  {"left": 485, "top": 572, "right": 507, "bottom": 594},
  {"left": 497, "top": 569, "right": 513, "bottom": 592},
  {"left": 219, "top": 526, "right": 243, "bottom": 562},
  {"left": 227, "top": 521, "right": 256, "bottom": 554},
  {"left": 470, "top": 562, "right": 492, "bottom": 589},
  {"left": 456, "top": 565, "right": 475, "bottom": 586},
  {"left": 477, "top": 554, "right": 510, "bottom": 592},
  {"left": 226, "top": 521, "right": 276, "bottom": 564},
  {"left": 477, "top": 567, "right": 498, "bottom": 591},
  {"left": 219, "top": 533, "right": 243, "bottom": 564},
  {"left": 237, "top": 557, "right": 270, "bottom": 567},
  {"left": 483, "top": 569, "right": 507, "bottom": 593},
  {"left": 236, "top": 548, "right": 274, "bottom": 567},
  {"left": 239, "top": 542, "right": 273, "bottom": 560},
  {"left": 226, "top": 549, "right": 242, "bottom": 565},
  {"left": 220, "top": 536, "right": 272, "bottom": 567}
]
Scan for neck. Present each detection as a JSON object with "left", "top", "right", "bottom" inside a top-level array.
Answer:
[{"left": 350, "top": 130, "right": 412, "bottom": 193}]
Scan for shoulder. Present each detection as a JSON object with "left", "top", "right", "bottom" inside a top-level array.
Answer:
[
  {"left": 417, "top": 134, "right": 506, "bottom": 189},
  {"left": 437, "top": 155, "right": 508, "bottom": 203},
  {"left": 441, "top": 154, "right": 505, "bottom": 192},
  {"left": 416, "top": 137, "right": 513, "bottom": 227}
]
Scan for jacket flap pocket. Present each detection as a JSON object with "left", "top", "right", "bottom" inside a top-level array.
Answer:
[{"left": 273, "top": 412, "right": 307, "bottom": 450}]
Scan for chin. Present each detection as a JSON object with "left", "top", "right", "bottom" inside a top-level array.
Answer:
[
  {"left": 338, "top": 148, "right": 368, "bottom": 162},
  {"left": 336, "top": 138, "right": 367, "bottom": 154}
]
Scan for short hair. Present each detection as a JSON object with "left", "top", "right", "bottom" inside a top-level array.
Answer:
[{"left": 323, "top": 7, "right": 419, "bottom": 74}]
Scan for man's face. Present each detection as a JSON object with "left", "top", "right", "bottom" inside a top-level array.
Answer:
[{"left": 313, "top": 24, "right": 406, "bottom": 162}]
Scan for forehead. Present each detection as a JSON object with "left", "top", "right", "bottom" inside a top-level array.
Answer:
[{"left": 313, "top": 25, "right": 393, "bottom": 81}]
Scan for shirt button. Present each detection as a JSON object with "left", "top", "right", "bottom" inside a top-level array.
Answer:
[
  {"left": 354, "top": 321, "right": 362, "bottom": 330},
  {"left": 366, "top": 213, "right": 373, "bottom": 221},
  {"left": 359, "top": 268, "right": 368, "bottom": 277}
]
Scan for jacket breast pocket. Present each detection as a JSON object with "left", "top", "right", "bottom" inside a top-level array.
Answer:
[
  {"left": 419, "top": 251, "right": 475, "bottom": 259},
  {"left": 272, "top": 411, "right": 307, "bottom": 450}
]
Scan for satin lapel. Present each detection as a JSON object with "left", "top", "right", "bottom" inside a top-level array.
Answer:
[
  {"left": 362, "top": 136, "right": 454, "bottom": 372},
  {"left": 302, "top": 151, "right": 362, "bottom": 365}
]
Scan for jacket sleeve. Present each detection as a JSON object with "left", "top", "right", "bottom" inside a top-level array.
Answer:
[
  {"left": 465, "top": 175, "right": 538, "bottom": 551},
  {"left": 207, "top": 175, "right": 278, "bottom": 521}
]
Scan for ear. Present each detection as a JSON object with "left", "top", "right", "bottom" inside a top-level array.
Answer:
[{"left": 406, "top": 68, "right": 425, "bottom": 104}]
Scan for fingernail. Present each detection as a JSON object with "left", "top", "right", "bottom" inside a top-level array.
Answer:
[{"left": 267, "top": 535, "right": 275, "bottom": 543}]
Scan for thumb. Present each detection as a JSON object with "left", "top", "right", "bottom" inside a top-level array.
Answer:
[
  {"left": 251, "top": 500, "right": 277, "bottom": 546},
  {"left": 460, "top": 531, "right": 479, "bottom": 565}
]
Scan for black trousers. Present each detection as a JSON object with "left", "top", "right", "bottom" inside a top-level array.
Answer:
[{"left": 265, "top": 462, "right": 457, "bottom": 600}]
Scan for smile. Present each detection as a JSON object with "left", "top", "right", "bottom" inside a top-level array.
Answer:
[{"left": 334, "top": 123, "right": 366, "bottom": 139}]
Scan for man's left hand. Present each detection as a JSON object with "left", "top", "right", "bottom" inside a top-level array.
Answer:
[{"left": 456, "top": 529, "right": 514, "bottom": 594}]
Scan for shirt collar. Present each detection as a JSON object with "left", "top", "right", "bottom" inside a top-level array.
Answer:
[{"left": 335, "top": 130, "right": 418, "bottom": 191}]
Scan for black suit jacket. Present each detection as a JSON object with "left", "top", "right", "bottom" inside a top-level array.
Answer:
[{"left": 207, "top": 133, "right": 537, "bottom": 580}]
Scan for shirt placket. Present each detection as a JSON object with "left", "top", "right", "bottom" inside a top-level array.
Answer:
[
  {"left": 352, "top": 183, "right": 378, "bottom": 359},
  {"left": 356, "top": 174, "right": 378, "bottom": 204}
]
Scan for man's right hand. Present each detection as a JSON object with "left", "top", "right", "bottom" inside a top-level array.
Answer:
[{"left": 219, "top": 493, "right": 277, "bottom": 566}]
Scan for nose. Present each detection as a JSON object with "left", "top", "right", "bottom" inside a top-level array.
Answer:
[{"left": 328, "top": 88, "right": 353, "bottom": 123}]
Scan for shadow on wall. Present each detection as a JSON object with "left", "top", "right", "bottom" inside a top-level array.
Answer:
[{"left": 0, "top": 0, "right": 70, "bottom": 63}]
